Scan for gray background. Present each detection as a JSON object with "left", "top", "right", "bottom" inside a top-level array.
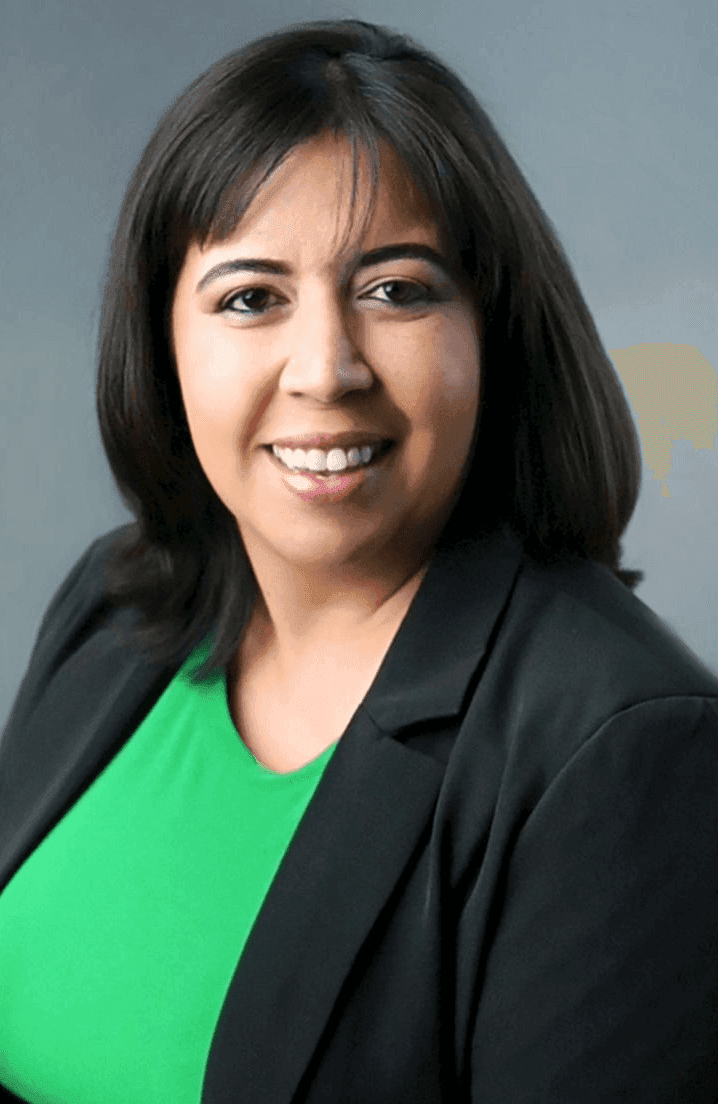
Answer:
[{"left": 2, "top": 0, "right": 717, "bottom": 727}]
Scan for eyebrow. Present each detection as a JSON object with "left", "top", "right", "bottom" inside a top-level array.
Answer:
[{"left": 195, "top": 243, "right": 454, "bottom": 293}]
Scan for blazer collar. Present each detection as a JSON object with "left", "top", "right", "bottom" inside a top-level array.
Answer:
[{"left": 361, "top": 522, "right": 524, "bottom": 732}]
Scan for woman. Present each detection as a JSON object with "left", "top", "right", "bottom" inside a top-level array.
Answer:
[{"left": 1, "top": 18, "right": 717, "bottom": 1104}]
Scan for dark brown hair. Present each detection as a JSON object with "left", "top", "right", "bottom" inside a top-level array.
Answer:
[{"left": 96, "top": 17, "right": 643, "bottom": 683}]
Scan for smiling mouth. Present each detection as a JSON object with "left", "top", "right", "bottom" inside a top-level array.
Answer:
[{"left": 266, "top": 440, "right": 394, "bottom": 477}]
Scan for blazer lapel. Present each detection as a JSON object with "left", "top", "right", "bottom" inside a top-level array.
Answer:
[
  {"left": 202, "top": 708, "right": 445, "bottom": 1104},
  {"left": 202, "top": 524, "right": 524, "bottom": 1103}
]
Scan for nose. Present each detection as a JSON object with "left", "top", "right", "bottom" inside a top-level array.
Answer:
[{"left": 277, "top": 289, "right": 374, "bottom": 403}]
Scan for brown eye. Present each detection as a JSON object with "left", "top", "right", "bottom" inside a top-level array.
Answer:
[
  {"left": 366, "top": 281, "right": 437, "bottom": 306},
  {"left": 222, "top": 287, "right": 280, "bottom": 315}
]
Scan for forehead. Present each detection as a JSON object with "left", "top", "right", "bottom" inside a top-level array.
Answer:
[{"left": 205, "top": 134, "right": 443, "bottom": 263}]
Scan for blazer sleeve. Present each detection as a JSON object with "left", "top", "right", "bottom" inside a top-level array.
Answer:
[
  {"left": 0, "top": 538, "right": 111, "bottom": 1104},
  {"left": 470, "top": 695, "right": 718, "bottom": 1104}
]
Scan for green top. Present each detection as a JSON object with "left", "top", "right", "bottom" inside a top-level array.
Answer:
[{"left": 0, "top": 636, "right": 337, "bottom": 1104}]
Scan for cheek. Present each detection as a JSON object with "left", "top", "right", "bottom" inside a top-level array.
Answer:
[
  {"left": 175, "top": 330, "right": 250, "bottom": 437},
  {"left": 440, "top": 321, "right": 480, "bottom": 430},
  {"left": 396, "top": 319, "right": 480, "bottom": 429}
]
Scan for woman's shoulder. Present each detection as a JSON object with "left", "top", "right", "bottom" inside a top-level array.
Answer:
[
  {"left": 508, "top": 548, "right": 718, "bottom": 703},
  {"left": 440, "top": 542, "right": 718, "bottom": 884},
  {"left": 2, "top": 525, "right": 138, "bottom": 736},
  {"left": 468, "top": 546, "right": 718, "bottom": 799},
  {"left": 32, "top": 524, "right": 133, "bottom": 642}
]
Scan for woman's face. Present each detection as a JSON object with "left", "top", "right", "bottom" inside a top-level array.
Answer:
[{"left": 171, "top": 133, "right": 481, "bottom": 581}]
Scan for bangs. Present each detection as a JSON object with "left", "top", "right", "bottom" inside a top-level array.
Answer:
[
  {"left": 152, "top": 45, "right": 482, "bottom": 296},
  {"left": 194, "top": 122, "right": 478, "bottom": 298},
  {"left": 202, "top": 128, "right": 385, "bottom": 262}
]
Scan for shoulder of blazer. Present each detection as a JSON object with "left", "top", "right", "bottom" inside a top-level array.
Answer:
[
  {"left": 438, "top": 547, "right": 718, "bottom": 863},
  {"left": 2, "top": 527, "right": 128, "bottom": 726},
  {"left": 0, "top": 525, "right": 177, "bottom": 888},
  {"left": 506, "top": 549, "right": 718, "bottom": 706}
]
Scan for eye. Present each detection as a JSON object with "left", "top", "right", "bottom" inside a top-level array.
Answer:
[
  {"left": 221, "top": 287, "right": 283, "bottom": 316},
  {"left": 364, "top": 280, "right": 438, "bottom": 307}
]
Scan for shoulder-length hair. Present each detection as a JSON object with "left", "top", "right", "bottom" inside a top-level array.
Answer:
[{"left": 97, "top": 17, "right": 643, "bottom": 683}]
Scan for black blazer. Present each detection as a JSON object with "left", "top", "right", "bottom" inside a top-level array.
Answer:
[{"left": 2, "top": 523, "right": 718, "bottom": 1103}]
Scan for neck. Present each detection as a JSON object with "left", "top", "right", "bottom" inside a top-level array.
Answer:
[{"left": 239, "top": 537, "right": 435, "bottom": 674}]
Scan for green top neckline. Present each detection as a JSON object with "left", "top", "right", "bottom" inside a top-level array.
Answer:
[{"left": 179, "top": 634, "right": 338, "bottom": 782}]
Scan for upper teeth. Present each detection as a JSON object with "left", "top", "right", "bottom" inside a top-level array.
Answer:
[{"left": 272, "top": 443, "right": 378, "bottom": 472}]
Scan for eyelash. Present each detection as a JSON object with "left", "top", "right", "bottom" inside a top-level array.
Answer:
[{"left": 219, "top": 280, "right": 440, "bottom": 317}]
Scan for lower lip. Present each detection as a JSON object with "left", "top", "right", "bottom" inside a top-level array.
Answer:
[{"left": 266, "top": 444, "right": 394, "bottom": 503}]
